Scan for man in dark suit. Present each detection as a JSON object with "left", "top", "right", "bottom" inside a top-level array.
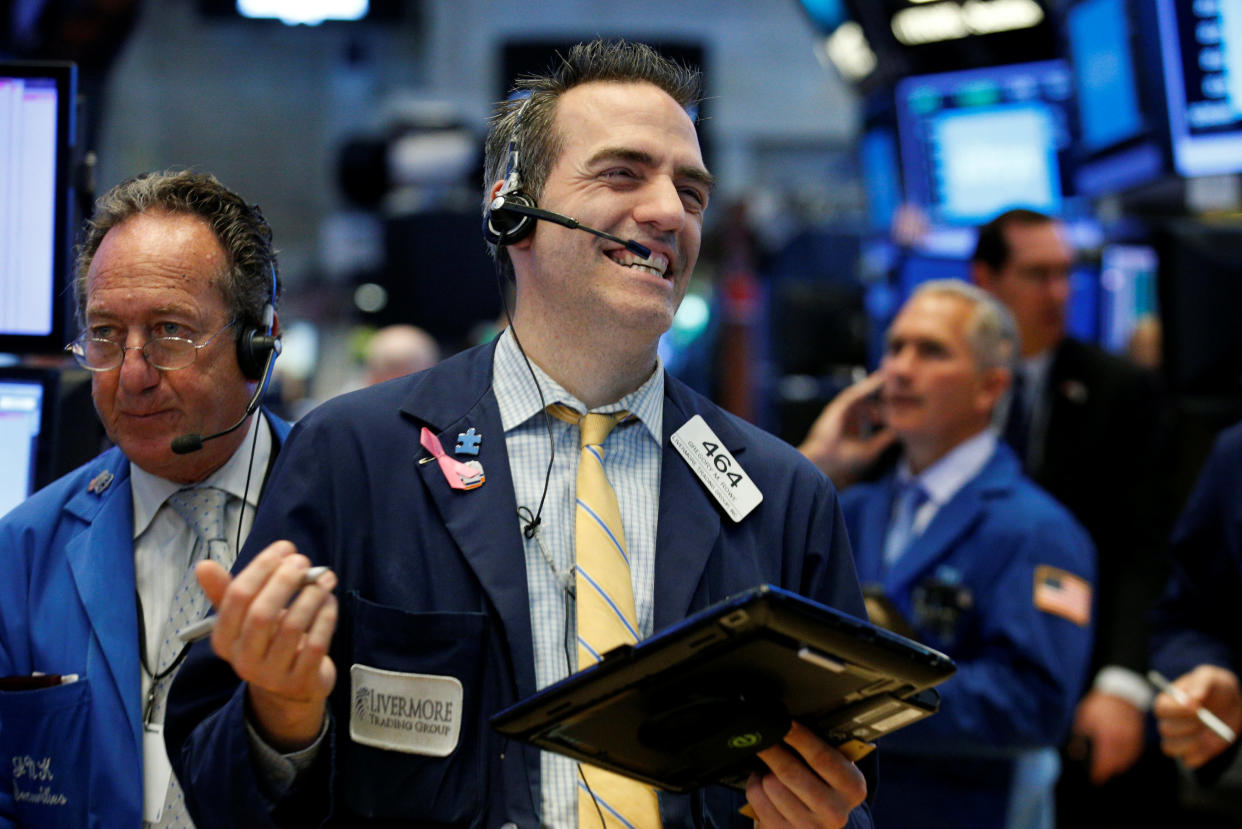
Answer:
[
  {"left": 165, "top": 39, "right": 874, "bottom": 828},
  {"left": 1150, "top": 422, "right": 1242, "bottom": 823},
  {"left": 972, "top": 208, "right": 1175, "bottom": 825}
]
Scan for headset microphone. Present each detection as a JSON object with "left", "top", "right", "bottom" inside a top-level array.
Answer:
[
  {"left": 172, "top": 261, "right": 282, "bottom": 455},
  {"left": 486, "top": 195, "right": 652, "bottom": 260},
  {"left": 171, "top": 336, "right": 281, "bottom": 455}
]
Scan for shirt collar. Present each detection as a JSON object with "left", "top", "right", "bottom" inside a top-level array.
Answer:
[
  {"left": 492, "top": 327, "right": 664, "bottom": 444},
  {"left": 897, "top": 428, "right": 997, "bottom": 508},
  {"left": 130, "top": 413, "right": 273, "bottom": 539},
  {"left": 1021, "top": 349, "right": 1054, "bottom": 395}
]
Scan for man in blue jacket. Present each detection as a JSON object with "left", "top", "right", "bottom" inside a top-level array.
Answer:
[
  {"left": 801, "top": 279, "right": 1095, "bottom": 828},
  {"left": 166, "top": 39, "right": 874, "bottom": 828},
  {"left": 0, "top": 170, "right": 289, "bottom": 827}
]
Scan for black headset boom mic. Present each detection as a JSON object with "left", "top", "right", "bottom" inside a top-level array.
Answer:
[
  {"left": 485, "top": 195, "right": 651, "bottom": 259},
  {"left": 170, "top": 340, "right": 279, "bottom": 454}
]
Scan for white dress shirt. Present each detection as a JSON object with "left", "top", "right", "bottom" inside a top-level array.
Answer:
[
  {"left": 895, "top": 428, "right": 998, "bottom": 540},
  {"left": 130, "top": 414, "right": 272, "bottom": 777}
]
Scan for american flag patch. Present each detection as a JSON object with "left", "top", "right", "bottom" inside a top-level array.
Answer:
[{"left": 1033, "top": 565, "right": 1091, "bottom": 627}]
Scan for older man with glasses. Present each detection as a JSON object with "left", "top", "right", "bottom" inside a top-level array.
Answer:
[{"left": 0, "top": 169, "right": 292, "bottom": 828}]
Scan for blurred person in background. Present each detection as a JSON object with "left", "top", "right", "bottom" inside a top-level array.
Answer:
[
  {"left": 971, "top": 208, "right": 1175, "bottom": 828},
  {"left": 800, "top": 279, "right": 1094, "bottom": 829},
  {"left": 363, "top": 324, "right": 440, "bottom": 386}
]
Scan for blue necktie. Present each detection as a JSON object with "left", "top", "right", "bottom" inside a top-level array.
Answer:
[{"left": 884, "top": 480, "right": 929, "bottom": 567}]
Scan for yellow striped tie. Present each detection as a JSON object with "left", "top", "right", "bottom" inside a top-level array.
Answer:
[{"left": 547, "top": 404, "right": 662, "bottom": 828}]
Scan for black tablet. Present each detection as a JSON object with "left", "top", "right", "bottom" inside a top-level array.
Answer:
[{"left": 490, "top": 584, "right": 956, "bottom": 793}]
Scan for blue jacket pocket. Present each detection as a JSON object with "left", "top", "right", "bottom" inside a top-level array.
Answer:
[{"left": 0, "top": 678, "right": 93, "bottom": 827}]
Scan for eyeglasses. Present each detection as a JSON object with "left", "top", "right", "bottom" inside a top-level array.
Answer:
[{"left": 66, "top": 320, "right": 236, "bottom": 372}]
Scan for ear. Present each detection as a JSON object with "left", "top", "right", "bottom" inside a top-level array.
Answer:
[
  {"left": 976, "top": 365, "right": 1010, "bottom": 416},
  {"left": 270, "top": 310, "right": 280, "bottom": 338},
  {"left": 970, "top": 261, "right": 994, "bottom": 290}
]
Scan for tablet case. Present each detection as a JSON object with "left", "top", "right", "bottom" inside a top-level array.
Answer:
[{"left": 491, "top": 584, "right": 956, "bottom": 793}]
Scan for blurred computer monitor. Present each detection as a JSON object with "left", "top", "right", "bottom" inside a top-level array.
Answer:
[
  {"left": 0, "top": 366, "right": 58, "bottom": 517},
  {"left": 895, "top": 60, "right": 1075, "bottom": 226},
  {"left": 0, "top": 61, "right": 77, "bottom": 356}
]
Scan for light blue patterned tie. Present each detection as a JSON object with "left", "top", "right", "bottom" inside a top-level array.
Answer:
[
  {"left": 883, "top": 480, "right": 929, "bottom": 568},
  {"left": 150, "top": 486, "right": 232, "bottom": 828},
  {"left": 162, "top": 487, "right": 231, "bottom": 671}
]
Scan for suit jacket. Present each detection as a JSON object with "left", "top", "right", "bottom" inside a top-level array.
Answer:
[
  {"left": 165, "top": 340, "right": 875, "bottom": 828},
  {"left": 0, "top": 411, "right": 290, "bottom": 828},
  {"left": 1149, "top": 421, "right": 1242, "bottom": 802},
  {"left": 1150, "top": 421, "right": 1242, "bottom": 680},
  {"left": 1022, "top": 337, "right": 1166, "bottom": 675},
  {"left": 841, "top": 442, "right": 1094, "bottom": 829}
]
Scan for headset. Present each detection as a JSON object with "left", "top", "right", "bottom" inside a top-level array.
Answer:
[
  {"left": 482, "top": 94, "right": 650, "bottom": 258},
  {"left": 482, "top": 94, "right": 537, "bottom": 247},
  {"left": 171, "top": 261, "right": 282, "bottom": 455},
  {"left": 235, "top": 262, "right": 281, "bottom": 380}
]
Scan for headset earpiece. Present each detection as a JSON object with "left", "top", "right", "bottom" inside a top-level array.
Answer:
[
  {"left": 236, "top": 319, "right": 280, "bottom": 380},
  {"left": 483, "top": 92, "right": 535, "bottom": 248},
  {"left": 236, "top": 264, "right": 280, "bottom": 380},
  {"left": 483, "top": 191, "right": 537, "bottom": 246}
]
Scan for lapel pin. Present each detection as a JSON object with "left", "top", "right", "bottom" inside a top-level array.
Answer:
[
  {"left": 455, "top": 427, "right": 482, "bottom": 456},
  {"left": 87, "top": 470, "right": 114, "bottom": 495},
  {"left": 420, "top": 427, "right": 485, "bottom": 491},
  {"left": 458, "top": 460, "right": 485, "bottom": 490}
]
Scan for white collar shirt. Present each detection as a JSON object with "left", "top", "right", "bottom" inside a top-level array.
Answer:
[
  {"left": 131, "top": 413, "right": 272, "bottom": 704},
  {"left": 896, "top": 428, "right": 997, "bottom": 538}
]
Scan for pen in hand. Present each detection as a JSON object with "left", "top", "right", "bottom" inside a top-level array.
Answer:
[
  {"left": 177, "top": 566, "right": 332, "bottom": 644},
  {"left": 1148, "top": 669, "right": 1238, "bottom": 744}
]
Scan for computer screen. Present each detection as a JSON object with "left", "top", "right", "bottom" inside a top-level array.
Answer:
[
  {"left": 196, "top": 0, "right": 403, "bottom": 23},
  {"left": 0, "top": 62, "right": 75, "bottom": 355},
  {"left": 861, "top": 127, "right": 902, "bottom": 231},
  {"left": 1099, "top": 243, "right": 1159, "bottom": 354},
  {"left": 895, "top": 60, "right": 1075, "bottom": 226},
  {"left": 1157, "top": 0, "right": 1242, "bottom": 177},
  {"left": 0, "top": 367, "right": 58, "bottom": 518},
  {"left": 1070, "top": 0, "right": 1144, "bottom": 152},
  {"left": 1066, "top": 0, "right": 1169, "bottom": 195}
]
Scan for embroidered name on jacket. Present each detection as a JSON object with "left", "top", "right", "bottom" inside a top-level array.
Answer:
[{"left": 349, "top": 665, "right": 463, "bottom": 756}]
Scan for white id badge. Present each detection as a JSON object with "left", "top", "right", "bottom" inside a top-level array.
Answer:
[
  {"left": 142, "top": 723, "right": 173, "bottom": 823},
  {"left": 671, "top": 415, "right": 763, "bottom": 522}
]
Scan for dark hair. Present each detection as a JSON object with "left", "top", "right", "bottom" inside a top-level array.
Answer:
[
  {"left": 75, "top": 169, "right": 279, "bottom": 330},
  {"left": 482, "top": 38, "right": 703, "bottom": 277},
  {"left": 971, "top": 208, "right": 1056, "bottom": 271}
]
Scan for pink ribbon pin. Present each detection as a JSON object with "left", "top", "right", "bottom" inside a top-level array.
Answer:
[{"left": 420, "top": 427, "right": 485, "bottom": 490}]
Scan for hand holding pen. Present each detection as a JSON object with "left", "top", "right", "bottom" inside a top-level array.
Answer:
[
  {"left": 178, "top": 566, "right": 331, "bottom": 643},
  {"left": 1150, "top": 666, "right": 1242, "bottom": 769},
  {"left": 194, "top": 541, "right": 339, "bottom": 752}
]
